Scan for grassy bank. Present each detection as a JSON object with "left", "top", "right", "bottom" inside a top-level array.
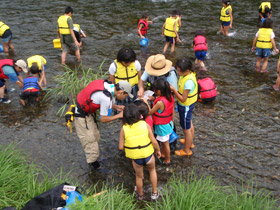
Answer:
[{"left": 0, "top": 144, "right": 278, "bottom": 210}]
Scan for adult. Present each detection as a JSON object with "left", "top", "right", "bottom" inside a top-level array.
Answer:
[
  {"left": 0, "top": 59, "right": 27, "bottom": 103},
  {"left": 57, "top": 6, "right": 80, "bottom": 64},
  {"left": 137, "top": 54, "right": 177, "bottom": 99},
  {"left": 74, "top": 80, "right": 133, "bottom": 170}
]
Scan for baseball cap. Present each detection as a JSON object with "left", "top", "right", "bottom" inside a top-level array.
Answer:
[
  {"left": 117, "top": 81, "right": 134, "bottom": 98},
  {"left": 15, "top": 60, "right": 28, "bottom": 73}
]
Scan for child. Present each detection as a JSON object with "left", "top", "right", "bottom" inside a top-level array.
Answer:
[
  {"left": 134, "top": 99, "right": 153, "bottom": 130},
  {"left": 20, "top": 65, "right": 43, "bottom": 106},
  {"left": 197, "top": 71, "right": 217, "bottom": 103},
  {"left": 251, "top": 18, "right": 279, "bottom": 73},
  {"left": 73, "top": 23, "right": 86, "bottom": 47},
  {"left": 170, "top": 59, "right": 198, "bottom": 156},
  {"left": 137, "top": 14, "right": 153, "bottom": 39},
  {"left": 272, "top": 56, "right": 280, "bottom": 91},
  {"left": 162, "top": 10, "right": 181, "bottom": 53},
  {"left": 0, "top": 21, "right": 14, "bottom": 53},
  {"left": 27, "top": 55, "right": 47, "bottom": 89},
  {"left": 109, "top": 48, "right": 142, "bottom": 102},
  {"left": 147, "top": 79, "right": 174, "bottom": 165},
  {"left": 220, "top": 0, "right": 233, "bottom": 37},
  {"left": 119, "top": 103, "right": 161, "bottom": 200},
  {"left": 193, "top": 30, "right": 208, "bottom": 71},
  {"left": 259, "top": 1, "right": 272, "bottom": 22}
]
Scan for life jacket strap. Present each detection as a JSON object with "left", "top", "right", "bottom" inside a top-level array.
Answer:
[
  {"left": 200, "top": 87, "right": 216, "bottom": 93},
  {"left": 124, "top": 142, "right": 151, "bottom": 150},
  {"left": 188, "top": 92, "right": 198, "bottom": 98},
  {"left": 165, "top": 28, "right": 174, "bottom": 32},
  {"left": 257, "top": 40, "right": 271, "bottom": 43},
  {"left": 153, "top": 113, "right": 173, "bottom": 118},
  {"left": 115, "top": 72, "right": 138, "bottom": 80},
  {"left": 195, "top": 43, "right": 206, "bottom": 46}
]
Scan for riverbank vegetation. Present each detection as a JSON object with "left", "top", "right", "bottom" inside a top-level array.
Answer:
[{"left": 0, "top": 144, "right": 278, "bottom": 210}]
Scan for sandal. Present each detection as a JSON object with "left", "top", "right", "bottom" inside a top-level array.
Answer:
[
  {"left": 273, "top": 85, "right": 280, "bottom": 91},
  {"left": 134, "top": 186, "right": 144, "bottom": 200},
  {"left": 179, "top": 139, "right": 195, "bottom": 148},
  {"left": 175, "top": 149, "right": 193, "bottom": 156},
  {"left": 151, "top": 192, "right": 159, "bottom": 200}
]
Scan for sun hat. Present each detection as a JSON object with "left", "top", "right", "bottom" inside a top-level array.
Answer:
[
  {"left": 15, "top": 59, "right": 28, "bottom": 73},
  {"left": 145, "top": 54, "right": 172, "bottom": 76},
  {"left": 117, "top": 80, "right": 134, "bottom": 98}
]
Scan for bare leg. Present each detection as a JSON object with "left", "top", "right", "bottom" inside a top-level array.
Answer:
[
  {"left": 182, "top": 122, "right": 194, "bottom": 154},
  {"left": 224, "top": 26, "right": 229, "bottom": 36},
  {"left": 170, "top": 39, "right": 175, "bottom": 53},
  {"left": 146, "top": 156, "right": 158, "bottom": 194},
  {"left": 161, "top": 141, "right": 170, "bottom": 163},
  {"left": 262, "top": 57, "right": 269, "bottom": 72},
  {"left": 0, "top": 85, "right": 5, "bottom": 98},
  {"left": 163, "top": 42, "right": 170, "bottom": 54},
  {"left": 190, "top": 120, "right": 195, "bottom": 148},
  {"left": 20, "top": 99, "right": 26, "bottom": 106},
  {"left": 61, "top": 51, "right": 67, "bottom": 65},
  {"left": 2, "top": 43, "right": 9, "bottom": 53},
  {"left": 256, "top": 57, "right": 262, "bottom": 72},
  {"left": 8, "top": 40, "right": 14, "bottom": 50},
  {"left": 132, "top": 160, "right": 144, "bottom": 197},
  {"left": 75, "top": 49, "right": 81, "bottom": 62},
  {"left": 199, "top": 60, "right": 206, "bottom": 70},
  {"left": 220, "top": 25, "right": 224, "bottom": 35}
]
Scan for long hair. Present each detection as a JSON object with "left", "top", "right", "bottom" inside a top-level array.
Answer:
[
  {"left": 123, "top": 103, "right": 140, "bottom": 125},
  {"left": 153, "top": 79, "right": 172, "bottom": 102}
]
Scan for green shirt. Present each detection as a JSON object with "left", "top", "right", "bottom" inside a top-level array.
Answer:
[{"left": 61, "top": 17, "right": 74, "bottom": 43}]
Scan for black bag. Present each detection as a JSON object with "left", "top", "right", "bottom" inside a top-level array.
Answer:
[
  {"left": 1, "top": 207, "right": 17, "bottom": 210},
  {"left": 21, "top": 183, "right": 68, "bottom": 210}
]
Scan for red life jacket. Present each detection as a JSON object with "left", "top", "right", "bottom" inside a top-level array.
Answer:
[
  {"left": 145, "top": 115, "right": 153, "bottom": 130},
  {"left": 152, "top": 96, "right": 174, "bottom": 125},
  {"left": 76, "top": 80, "right": 112, "bottom": 114},
  {"left": 194, "top": 35, "right": 208, "bottom": 52},
  {"left": 138, "top": 19, "right": 148, "bottom": 36},
  {"left": 0, "top": 59, "right": 14, "bottom": 79},
  {"left": 198, "top": 77, "right": 216, "bottom": 100}
]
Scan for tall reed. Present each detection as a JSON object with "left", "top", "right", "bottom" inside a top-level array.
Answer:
[{"left": 44, "top": 62, "right": 107, "bottom": 116}]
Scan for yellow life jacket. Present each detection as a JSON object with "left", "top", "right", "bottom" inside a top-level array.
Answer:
[
  {"left": 123, "top": 121, "right": 154, "bottom": 159},
  {"left": 220, "top": 5, "right": 232, "bottom": 22},
  {"left": 259, "top": 2, "right": 271, "bottom": 14},
  {"left": 57, "top": 15, "right": 71, "bottom": 35},
  {"left": 27, "top": 55, "right": 47, "bottom": 70},
  {"left": 164, "top": 17, "right": 176, "bottom": 37},
  {"left": 114, "top": 59, "right": 138, "bottom": 87},
  {"left": 0, "top": 21, "right": 10, "bottom": 36},
  {"left": 177, "top": 72, "right": 198, "bottom": 106},
  {"left": 256, "top": 28, "right": 273, "bottom": 49},
  {"left": 175, "top": 16, "right": 180, "bottom": 32},
  {"left": 73, "top": 24, "right": 80, "bottom": 32}
]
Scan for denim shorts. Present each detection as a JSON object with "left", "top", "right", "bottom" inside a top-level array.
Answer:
[
  {"left": 2, "top": 34, "right": 12, "bottom": 43},
  {"left": 165, "top": 36, "right": 175, "bottom": 44},
  {"left": 178, "top": 103, "right": 195, "bottom": 130},
  {"left": 195, "top": 50, "right": 207, "bottom": 61},
  {"left": 256, "top": 48, "right": 271, "bottom": 58},
  {"left": 221, "top": 21, "right": 230, "bottom": 26}
]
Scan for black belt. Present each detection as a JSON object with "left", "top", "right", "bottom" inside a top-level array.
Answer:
[{"left": 124, "top": 142, "right": 151, "bottom": 150}]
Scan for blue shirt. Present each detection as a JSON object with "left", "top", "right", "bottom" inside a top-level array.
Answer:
[
  {"left": 184, "top": 79, "right": 195, "bottom": 93},
  {"left": 141, "top": 67, "right": 178, "bottom": 90},
  {"left": 2, "top": 66, "right": 19, "bottom": 82}
]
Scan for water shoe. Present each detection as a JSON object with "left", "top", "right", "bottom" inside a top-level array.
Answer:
[
  {"left": 151, "top": 192, "right": 159, "bottom": 200},
  {"left": 0, "top": 98, "right": 11, "bottom": 104},
  {"left": 175, "top": 149, "right": 193, "bottom": 156},
  {"left": 273, "top": 85, "right": 279, "bottom": 91}
]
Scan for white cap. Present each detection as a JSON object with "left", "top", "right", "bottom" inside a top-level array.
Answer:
[
  {"left": 15, "top": 60, "right": 28, "bottom": 73},
  {"left": 117, "top": 81, "right": 134, "bottom": 98}
]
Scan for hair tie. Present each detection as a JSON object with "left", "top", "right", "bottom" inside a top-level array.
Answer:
[{"left": 140, "top": 114, "right": 143, "bottom": 119}]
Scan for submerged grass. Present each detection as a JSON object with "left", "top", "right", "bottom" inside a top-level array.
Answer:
[
  {"left": 44, "top": 62, "right": 107, "bottom": 116},
  {"left": 0, "top": 143, "right": 71, "bottom": 210},
  {"left": 0, "top": 144, "right": 278, "bottom": 210}
]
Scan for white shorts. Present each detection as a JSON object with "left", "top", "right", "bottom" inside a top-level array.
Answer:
[{"left": 156, "top": 134, "right": 171, "bottom": 143}]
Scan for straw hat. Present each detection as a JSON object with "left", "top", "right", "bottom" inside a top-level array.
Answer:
[{"left": 145, "top": 54, "right": 172, "bottom": 76}]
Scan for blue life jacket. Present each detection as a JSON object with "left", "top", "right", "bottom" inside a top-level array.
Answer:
[{"left": 22, "top": 77, "right": 39, "bottom": 91}]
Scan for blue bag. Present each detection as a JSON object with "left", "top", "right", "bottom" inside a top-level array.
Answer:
[
  {"left": 169, "top": 130, "right": 178, "bottom": 144},
  {"left": 0, "top": 44, "right": 4, "bottom": 52}
]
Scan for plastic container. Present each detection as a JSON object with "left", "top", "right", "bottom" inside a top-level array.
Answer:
[
  {"left": 53, "top": 39, "right": 62, "bottom": 49},
  {"left": 169, "top": 130, "right": 179, "bottom": 143},
  {"left": 65, "top": 191, "right": 83, "bottom": 206},
  {"left": 0, "top": 44, "right": 4, "bottom": 52},
  {"left": 140, "top": 38, "right": 149, "bottom": 47}
]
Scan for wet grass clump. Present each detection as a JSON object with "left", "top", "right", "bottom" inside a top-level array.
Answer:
[
  {"left": 0, "top": 144, "right": 70, "bottom": 210},
  {"left": 44, "top": 62, "right": 107, "bottom": 116}
]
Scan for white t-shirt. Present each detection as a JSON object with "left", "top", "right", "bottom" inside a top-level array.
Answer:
[
  {"left": 73, "top": 26, "right": 84, "bottom": 34},
  {"left": 256, "top": 31, "right": 275, "bottom": 39},
  {"left": 108, "top": 60, "right": 141, "bottom": 75}
]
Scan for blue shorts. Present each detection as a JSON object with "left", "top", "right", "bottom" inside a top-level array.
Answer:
[
  {"left": 133, "top": 154, "right": 153, "bottom": 166},
  {"left": 165, "top": 36, "right": 175, "bottom": 44},
  {"left": 195, "top": 51, "right": 207, "bottom": 61},
  {"left": 178, "top": 103, "right": 195, "bottom": 130},
  {"left": 221, "top": 21, "right": 230, "bottom": 26},
  {"left": 2, "top": 34, "right": 12, "bottom": 43},
  {"left": 256, "top": 48, "right": 271, "bottom": 58},
  {"left": 0, "top": 79, "right": 5, "bottom": 87}
]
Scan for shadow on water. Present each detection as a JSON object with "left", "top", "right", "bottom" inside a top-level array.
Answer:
[{"left": 0, "top": 0, "right": 279, "bottom": 199}]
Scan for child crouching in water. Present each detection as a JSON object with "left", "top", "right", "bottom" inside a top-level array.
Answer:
[
  {"left": 119, "top": 103, "right": 161, "bottom": 200},
  {"left": 145, "top": 79, "right": 174, "bottom": 165},
  {"left": 20, "top": 66, "right": 44, "bottom": 106},
  {"left": 170, "top": 59, "right": 198, "bottom": 156}
]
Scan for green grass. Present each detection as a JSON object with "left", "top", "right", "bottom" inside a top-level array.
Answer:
[
  {"left": 0, "top": 144, "right": 278, "bottom": 210},
  {"left": 0, "top": 143, "right": 71, "bottom": 210},
  {"left": 44, "top": 62, "right": 108, "bottom": 116}
]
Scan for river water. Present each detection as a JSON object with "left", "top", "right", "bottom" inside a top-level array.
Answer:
[{"left": 0, "top": 0, "right": 279, "bottom": 200}]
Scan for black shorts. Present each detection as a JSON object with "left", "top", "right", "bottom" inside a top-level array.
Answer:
[{"left": 20, "top": 91, "right": 39, "bottom": 100}]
